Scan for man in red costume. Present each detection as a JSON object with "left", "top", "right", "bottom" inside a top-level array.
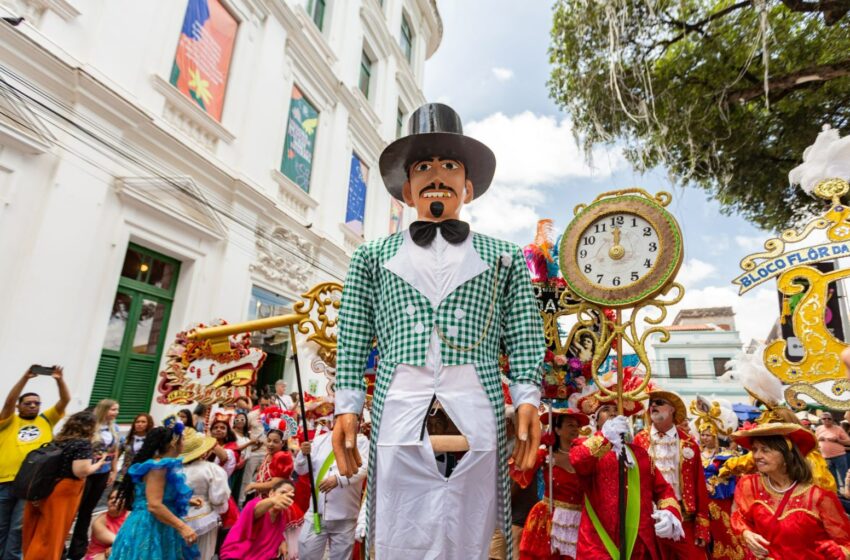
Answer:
[
  {"left": 572, "top": 389, "right": 684, "bottom": 559},
  {"left": 633, "top": 389, "right": 710, "bottom": 560}
]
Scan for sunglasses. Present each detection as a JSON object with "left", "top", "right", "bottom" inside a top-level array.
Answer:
[{"left": 650, "top": 399, "right": 670, "bottom": 407}]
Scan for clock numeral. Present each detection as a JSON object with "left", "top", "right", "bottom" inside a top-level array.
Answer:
[
  {"left": 648, "top": 242, "right": 657, "bottom": 252},
  {"left": 631, "top": 217, "right": 637, "bottom": 227},
  {"left": 579, "top": 249, "right": 588, "bottom": 258},
  {"left": 643, "top": 227, "right": 652, "bottom": 237},
  {"left": 609, "top": 215, "right": 624, "bottom": 227},
  {"left": 644, "top": 259, "right": 652, "bottom": 269},
  {"left": 584, "top": 264, "right": 592, "bottom": 273},
  {"left": 612, "top": 276, "right": 621, "bottom": 286},
  {"left": 596, "top": 274, "right": 604, "bottom": 284},
  {"left": 594, "top": 223, "right": 607, "bottom": 233},
  {"left": 631, "top": 271, "right": 639, "bottom": 281},
  {"left": 583, "top": 235, "right": 596, "bottom": 246}
]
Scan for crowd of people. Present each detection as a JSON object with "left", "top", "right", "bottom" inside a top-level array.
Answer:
[
  {"left": 0, "top": 368, "right": 362, "bottom": 560},
  {"left": 5, "top": 363, "right": 850, "bottom": 560}
]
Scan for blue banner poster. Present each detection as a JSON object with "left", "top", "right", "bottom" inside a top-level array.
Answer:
[{"left": 346, "top": 153, "right": 368, "bottom": 236}]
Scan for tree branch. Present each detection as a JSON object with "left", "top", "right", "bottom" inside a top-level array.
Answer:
[
  {"left": 779, "top": 0, "right": 850, "bottom": 24},
  {"left": 660, "top": 1, "right": 752, "bottom": 48},
  {"left": 726, "top": 60, "right": 850, "bottom": 104}
]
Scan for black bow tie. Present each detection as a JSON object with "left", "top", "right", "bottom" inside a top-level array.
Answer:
[{"left": 409, "top": 220, "right": 470, "bottom": 247}]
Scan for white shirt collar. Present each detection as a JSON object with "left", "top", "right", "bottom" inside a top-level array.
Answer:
[{"left": 651, "top": 424, "right": 678, "bottom": 439}]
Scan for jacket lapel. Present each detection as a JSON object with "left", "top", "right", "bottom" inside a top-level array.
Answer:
[{"left": 382, "top": 230, "right": 490, "bottom": 307}]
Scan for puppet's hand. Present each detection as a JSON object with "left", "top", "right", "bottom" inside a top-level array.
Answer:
[
  {"left": 332, "top": 413, "right": 362, "bottom": 477},
  {"left": 511, "top": 403, "right": 541, "bottom": 471}
]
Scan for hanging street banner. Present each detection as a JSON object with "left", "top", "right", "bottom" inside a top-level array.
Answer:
[
  {"left": 732, "top": 239, "right": 850, "bottom": 294},
  {"left": 281, "top": 85, "right": 319, "bottom": 192},
  {"left": 170, "top": 0, "right": 237, "bottom": 122}
]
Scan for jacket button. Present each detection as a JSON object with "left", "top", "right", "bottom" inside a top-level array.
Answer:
[
  {"left": 414, "top": 322, "right": 425, "bottom": 334},
  {"left": 454, "top": 308, "right": 465, "bottom": 320},
  {"left": 406, "top": 304, "right": 416, "bottom": 316}
]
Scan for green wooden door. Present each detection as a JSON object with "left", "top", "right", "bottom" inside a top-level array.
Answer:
[{"left": 91, "top": 245, "right": 180, "bottom": 422}]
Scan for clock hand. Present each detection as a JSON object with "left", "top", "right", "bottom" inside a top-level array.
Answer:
[{"left": 609, "top": 227, "right": 625, "bottom": 260}]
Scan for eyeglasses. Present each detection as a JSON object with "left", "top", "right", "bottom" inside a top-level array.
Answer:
[{"left": 650, "top": 399, "right": 670, "bottom": 407}]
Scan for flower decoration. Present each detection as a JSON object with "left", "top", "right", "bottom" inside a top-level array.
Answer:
[
  {"left": 682, "top": 447, "right": 695, "bottom": 460},
  {"left": 500, "top": 252, "right": 512, "bottom": 268}
]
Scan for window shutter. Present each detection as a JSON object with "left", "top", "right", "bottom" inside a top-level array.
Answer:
[{"left": 90, "top": 354, "right": 121, "bottom": 406}]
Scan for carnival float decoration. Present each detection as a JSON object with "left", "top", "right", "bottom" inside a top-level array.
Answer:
[
  {"left": 156, "top": 319, "right": 266, "bottom": 406},
  {"left": 733, "top": 125, "right": 850, "bottom": 409},
  {"left": 188, "top": 281, "right": 342, "bottom": 527}
]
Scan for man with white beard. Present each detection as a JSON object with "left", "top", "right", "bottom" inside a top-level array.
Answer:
[{"left": 634, "top": 389, "right": 711, "bottom": 559}]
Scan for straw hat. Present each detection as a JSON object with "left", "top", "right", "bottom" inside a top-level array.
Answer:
[
  {"left": 731, "top": 422, "right": 817, "bottom": 456},
  {"left": 646, "top": 389, "right": 687, "bottom": 425},
  {"left": 540, "top": 408, "right": 590, "bottom": 427},
  {"left": 179, "top": 427, "right": 217, "bottom": 464}
]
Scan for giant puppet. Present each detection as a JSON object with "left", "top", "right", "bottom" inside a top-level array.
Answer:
[{"left": 332, "top": 103, "right": 545, "bottom": 558}]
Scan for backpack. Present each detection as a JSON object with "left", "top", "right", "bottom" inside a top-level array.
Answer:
[{"left": 12, "top": 442, "right": 64, "bottom": 500}]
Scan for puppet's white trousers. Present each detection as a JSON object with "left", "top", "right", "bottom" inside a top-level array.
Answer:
[{"left": 373, "top": 362, "right": 499, "bottom": 560}]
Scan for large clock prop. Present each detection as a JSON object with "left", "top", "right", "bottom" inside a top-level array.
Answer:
[{"left": 560, "top": 189, "right": 685, "bottom": 414}]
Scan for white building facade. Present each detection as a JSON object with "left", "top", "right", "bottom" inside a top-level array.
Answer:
[
  {"left": 649, "top": 325, "right": 749, "bottom": 407},
  {"left": 0, "top": 0, "right": 441, "bottom": 421}
]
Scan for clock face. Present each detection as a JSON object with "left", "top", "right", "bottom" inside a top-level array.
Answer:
[
  {"left": 560, "top": 195, "right": 683, "bottom": 307},
  {"left": 575, "top": 213, "right": 659, "bottom": 289}
]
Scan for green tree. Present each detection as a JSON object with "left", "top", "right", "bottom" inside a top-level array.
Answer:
[{"left": 549, "top": 0, "right": 850, "bottom": 230}]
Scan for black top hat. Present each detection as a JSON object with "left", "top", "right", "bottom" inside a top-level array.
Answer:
[{"left": 379, "top": 103, "right": 496, "bottom": 201}]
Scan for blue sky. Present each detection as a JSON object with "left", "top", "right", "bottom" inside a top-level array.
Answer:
[{"left": 424, "top": 0, "right": 780, "bottom": 344}]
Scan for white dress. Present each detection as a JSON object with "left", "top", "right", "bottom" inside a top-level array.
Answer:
[{"left": 183, "top": 460, "right": 231, "bottom": 560}]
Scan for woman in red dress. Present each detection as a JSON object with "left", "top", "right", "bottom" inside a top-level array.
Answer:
[
  {"left": 512, "top": 408, "right": 588, "bottom": 560},
  {"left": 730, "top": 422, "right": 850, "bottom": 559},
  {"left": 244, "top": 429, "right": 293, "bottom": 499}
]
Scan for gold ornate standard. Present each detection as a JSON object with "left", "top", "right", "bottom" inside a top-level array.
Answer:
[
  {"left": 190, "top": 281, "right": 343, "bottom": 369},
  {"left": 733, "top": 179, "right": 850, "bottom": 409},
  {"left": 560, "top": 189, "right": 685, "bottom": 412}
]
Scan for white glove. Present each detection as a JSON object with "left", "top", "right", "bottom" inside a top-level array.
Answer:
[
  {"left": 601, "top": 415, "right": 630, "bottom": 456},
  {"left": 355, "top": 499, "right": 367, "bottom": 542},
  {"left": 652, "top": 509, "right": 684, "bottom": 541}
]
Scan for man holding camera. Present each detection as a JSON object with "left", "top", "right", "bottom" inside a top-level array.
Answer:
[{"left": 0, "top": 366, "right": 70, "bottom": 560}]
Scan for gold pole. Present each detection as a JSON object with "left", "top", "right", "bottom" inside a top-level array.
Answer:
[
  {"left": 188, "top": 313, "right": 305, "bottom": 353},
  {"left": 616, "top": 309, "right": 624, "bottom": 416}
]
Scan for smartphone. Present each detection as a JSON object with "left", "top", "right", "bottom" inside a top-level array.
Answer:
[{"left": 30, "top": 365, "right": 54, "bottom": 376}]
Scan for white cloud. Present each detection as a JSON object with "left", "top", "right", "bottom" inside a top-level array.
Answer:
[
  {"left": 666, "top": 284, "right": 778, "bottom": 345},
  {"left": 491, "top": 67, "right": 514, "bottom": 81},
  {"left": 461, "top": 184, "right": 543, "bottom": 239},
  {"left": 676, "top": 258, "right": 717, "bottom": 288},
  {"left": 735, "top": 234, "right": 767, "bottom": 252},
  {"left": 465, "top": 111, "right": 624, "bottom": 187}
]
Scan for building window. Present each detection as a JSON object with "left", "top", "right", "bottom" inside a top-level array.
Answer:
[
  {"left": 359, "top": 51, "right": 373, "bottom": 99},
  {"left": 668, "top": 358, "right": 687, "bottom": 378},
  {"left": 713, "top": 357, "right": 730, "bottom": 377},
  {"left": 248, "top": 286, "right": 293, "bottom": 395},
  {"left": 307, "top": 0, "right": 326, "bottom": 31},
  {"left": 345, "top": 153, "right": 369, "bottom": 236},
  {"left": 170, "top": 0, "right": 238, "bottom": 122},
  {"left": 92, "top": 243, "right": 180, "bottom": 422},
  {"left": 281, "top": 85, "right": 319, "bottom": 193},
  {"left": 396, "top": 106, "right": 405, "bottom": 138},
  {"left": 400, "top": 14, "right": 413, "bottom": 63}
]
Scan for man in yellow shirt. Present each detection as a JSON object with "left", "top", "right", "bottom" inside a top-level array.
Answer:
[{"left": 0, "top": 366, "right": 69, "bottom": 560}]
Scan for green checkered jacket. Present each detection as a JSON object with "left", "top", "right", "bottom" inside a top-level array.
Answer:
[{"left": 337, "top": 231, "right": 545, "bottom": 557}]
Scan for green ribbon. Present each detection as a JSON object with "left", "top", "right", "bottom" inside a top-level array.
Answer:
[
  {"left": 312, "top": 450, "right": 336, "bottom": 535},
  {"left": 584, "top": 447, "right": 641, "bottom": 559}
]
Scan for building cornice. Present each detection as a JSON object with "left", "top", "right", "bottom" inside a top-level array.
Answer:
[{"left": 414, "top": 0, "right": 442, "bottom": 59}]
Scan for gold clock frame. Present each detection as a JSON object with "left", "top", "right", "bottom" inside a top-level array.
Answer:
[{"left": 560, "top": 189, "right": 684, "bottom": 308}]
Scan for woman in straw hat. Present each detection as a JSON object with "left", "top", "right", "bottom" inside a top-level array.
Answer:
[
  {"left": 730, "top": 422, "right": 850, "bottom": 559},
  {"left": 512, "top": 408, "right": 589, "bottom": 559},
  {"left": 179, "top": 428, "right": 231, "bottom": 560}
]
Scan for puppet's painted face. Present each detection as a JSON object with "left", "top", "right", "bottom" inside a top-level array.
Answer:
[{"left": 402, "top": 157, "right": 474, "bottom": 221}]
